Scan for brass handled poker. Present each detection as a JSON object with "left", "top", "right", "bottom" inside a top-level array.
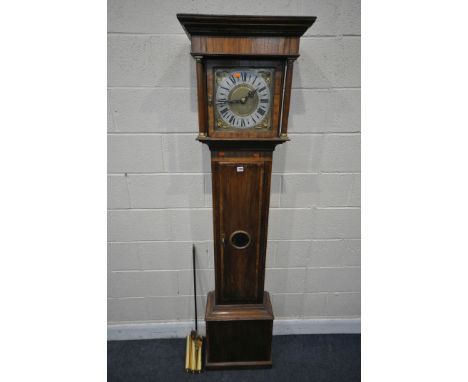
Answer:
[{"left": 185, "top": 245, "right": 203, "bottom": 373}]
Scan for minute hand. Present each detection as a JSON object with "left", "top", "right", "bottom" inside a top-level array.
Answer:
[{"left": 216, "top": 99, "right": 243, "bottom": 105}]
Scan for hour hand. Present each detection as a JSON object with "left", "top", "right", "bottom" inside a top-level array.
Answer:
[{"left": 247, "top": 89, "right": 257, "bottom": 98}]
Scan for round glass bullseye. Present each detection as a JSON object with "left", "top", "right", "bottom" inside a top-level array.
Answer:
[{"left": 230, "top": 230, "right": 251, "bottom": 249}]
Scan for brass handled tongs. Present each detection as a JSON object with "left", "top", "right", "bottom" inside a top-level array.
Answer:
[{"left": 185, "top": 245, "right": 203, "bottom": 373}]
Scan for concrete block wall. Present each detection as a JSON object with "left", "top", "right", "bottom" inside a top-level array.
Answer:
[{"left": 108, "top": 0, "right": 360, "bottom": 325}]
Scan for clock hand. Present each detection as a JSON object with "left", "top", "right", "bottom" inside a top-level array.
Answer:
[
  {"left": 235, "top": 90, "right": 256, "bottom": 104},
  {"left": 235, "top": 90, "right": 257, "bottom": 104},
  {"left": 217, "top": 90, "right": 256, "bottom": 105},
  {"left": 216, "top": 99, "right": 242, "bottom": 105},
  {"left": 247, "top": 89, "right": 257, "bottom": 98}
]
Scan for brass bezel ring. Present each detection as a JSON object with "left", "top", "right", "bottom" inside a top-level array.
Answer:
[{"left": 229, "top": 230, "right": 251, "bottom": 250}]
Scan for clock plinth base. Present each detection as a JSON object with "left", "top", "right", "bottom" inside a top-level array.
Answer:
[{"left": 204, "top": 291, "right": 274, "bottom": 370}]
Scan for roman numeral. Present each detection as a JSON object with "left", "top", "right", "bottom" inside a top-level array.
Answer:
[
  {"left": 229, "top": 76, "right": 236, "bottom": 85},
  {"left": 258, "top": 86, "right": 266, "bottom": 93},
  {"left": 241, "top": 119, "right": 245, "bottom": 127},
  {"left": 260, "top": 99, "right": 268, "bottom": 103},
  {"left": 220, "top": 86, "right": 229, "bottom": 91},
  {"left": 241, "top": 72, "right": 246, "bottom": 81},
  {"left": 229, "top": 115, "right": 235, "bottom": 124},
  {"left": 257, "top": 108, "right": 266, "bottom": 116},
  {"left": 220, "top": 108, "right": 228, "bottom": 116}
]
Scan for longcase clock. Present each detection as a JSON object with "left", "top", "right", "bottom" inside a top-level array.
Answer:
[{"left": 178, "top": 14, "right": 316, "bottom": 369}]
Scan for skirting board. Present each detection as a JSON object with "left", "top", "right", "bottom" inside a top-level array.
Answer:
[{"left": 108, "top": 318, "right": 360, "bottom": 341}]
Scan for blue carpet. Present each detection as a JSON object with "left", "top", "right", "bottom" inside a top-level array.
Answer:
[{"left": 108, "top": 334, "right": 360, "bottom": 381}]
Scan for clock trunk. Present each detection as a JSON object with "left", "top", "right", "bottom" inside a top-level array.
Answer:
[{"left": 211, "top": 150, "right": 272, "bottom": 305}]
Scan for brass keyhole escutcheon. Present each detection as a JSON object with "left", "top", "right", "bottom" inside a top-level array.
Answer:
[{"left": 229, "top": 230, "right": 251, "bottom": 249}]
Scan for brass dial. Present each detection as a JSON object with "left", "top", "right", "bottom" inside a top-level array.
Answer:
[{"left": 214, "top": 68, "right": 273, "bottom": 129}]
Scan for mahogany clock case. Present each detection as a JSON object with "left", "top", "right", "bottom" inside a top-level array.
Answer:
[{"left": 177, "top": 14, "right": 316, "bottom": 370}]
